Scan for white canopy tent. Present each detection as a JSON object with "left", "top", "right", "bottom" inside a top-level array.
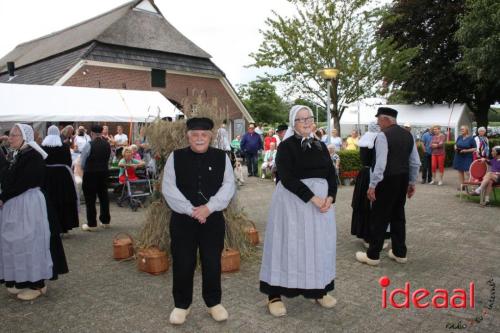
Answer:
[
  {"left": 339, "top": 102, "right": 472, "bottom": 140},
  {"left": 0, "top": 83, "right": 183, "bottom": 123}
]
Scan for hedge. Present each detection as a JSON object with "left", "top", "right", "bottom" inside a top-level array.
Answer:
[
  {"left": 338, "top": 137, "right": 500, "bottom": 173},
  {"left": 445, "top": 142, "right": 455, "bottom": 167},
  {"left": 338, "top": 150, "right": 363, "bottom": 174},
  {"left": 490, "top": 138, "right": 500, "bottom": 149}
]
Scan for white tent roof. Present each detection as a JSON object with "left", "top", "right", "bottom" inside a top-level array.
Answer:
[
  {"left": 341, "top": 103, "right": 469, "bottom": 127},
  {"left": 0, "top": 83, "right": 183, "bottom": 122}
]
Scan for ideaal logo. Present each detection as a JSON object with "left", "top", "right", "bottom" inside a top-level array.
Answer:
[
  {"left": 378, "top": 276, "right": 475, "bottom": 309},
  {"left": 445, "top": 278, "right": 496, "bottom": 330},
  {"left": 378, "top": 276, "right": 496, "bottom": 330}
]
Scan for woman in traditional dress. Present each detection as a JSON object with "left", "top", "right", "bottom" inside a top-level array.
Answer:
[
  {"left": 259, "top": 105, "right": 337, "bottom": 317},
  {"left": 41, "top": 125, "right": 80, "bottom": 234},
  {"left": 0, "top": 124, "right": 66, "bottom": 301},
  {"left": 350, "top": 123, "right": 390, "bottom": 249}
]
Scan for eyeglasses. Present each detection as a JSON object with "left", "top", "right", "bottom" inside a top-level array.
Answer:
[{"left": 294, "top": 116, "right": 314, "bottom": 124}]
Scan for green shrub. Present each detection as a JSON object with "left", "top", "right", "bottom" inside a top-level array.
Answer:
[
  {"left": 489, "top": 138, "right": 500, "bottom": 149},
  {"left": 337, "top": 138, "right": 494, "bottom": 173},
  {"left": 338, "top": 150, "right": 362, "bottom": 173},
  {"left": 445, "top": 142, "right": 455, "bottom": 167}
]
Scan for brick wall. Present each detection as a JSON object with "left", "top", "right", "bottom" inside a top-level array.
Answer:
[{"left": 64, "top": 65, "right": 244, "bottom": 122}]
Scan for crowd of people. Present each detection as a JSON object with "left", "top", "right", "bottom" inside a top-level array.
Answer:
[
  {"left": 0, "top": 124, "right": 69, "bottom": 301},
  {"left": 226, "top": 122, "right": 352, "bottom": 183},
  {"left": 0, "top": 122, "right": 153, "bottom": 301},
  {"left": 0, "top": 108, "right": 497, "bottom": 324},
  {"left": 419, "top": 124, "right": 498, "bottom": 206}
]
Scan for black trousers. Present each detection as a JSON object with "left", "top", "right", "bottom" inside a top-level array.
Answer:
[
  {"left": 170, "top": 212, "right": 225, "bottom": 309},
  {"left": 82, "top": 171, "right": 110, "bottom": 227},
  {"left": 246, "top": 152, "right": 258, "bottom": 176},
  {"left": 421, "top": 153, "right": 432, "bottom": 183},
  {"left": 367, "top": 174, "right": 409, "bottom": 260}
]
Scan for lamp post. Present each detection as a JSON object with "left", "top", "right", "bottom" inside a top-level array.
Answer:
[
  {"left": 317, "top": 68, "right": 340, "bottom": 144},
  {"left": 357, "top": 100, "right": 361, "bottom": 135}
]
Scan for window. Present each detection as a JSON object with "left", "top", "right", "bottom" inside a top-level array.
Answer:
[{"left": 151, "top": 69, "right": 166, "bottom": 88}]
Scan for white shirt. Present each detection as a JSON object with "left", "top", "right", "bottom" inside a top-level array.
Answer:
[
  {"left": 114, "top": 133, "right": 128, "bottom": 146},
  {"left": 74, "top": 134, "right": 91, "bottom": 153},
  {"left": 215, "top": 127, "right": 231, "bottom": 151},
  {"left": 369, "top": 132, "right": 421, "bottom": 188},
  {"left": 162, "top": 152, "right": 236, "bottom": 215},
  {"left": 273, "top": 134, "right": 281, "bottom": 146},
  {"left": 331, "top": 136, "right": 343, "bottom": 151}
]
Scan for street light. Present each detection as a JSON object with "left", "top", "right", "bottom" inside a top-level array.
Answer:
[{"left": 317, "top": 68, "right": 340, "bottom": 144}]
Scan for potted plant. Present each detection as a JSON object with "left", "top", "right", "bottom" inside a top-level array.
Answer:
[{"left": 338, "top": 150, "right": 362, "bottom": 185}]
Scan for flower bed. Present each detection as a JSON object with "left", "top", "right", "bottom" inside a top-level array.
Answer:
[{"left": 340, "top": 170, "right": 359, "bottom": 178}]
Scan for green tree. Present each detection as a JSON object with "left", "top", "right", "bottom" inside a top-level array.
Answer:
[
  {"left": 238, "top": 79, "right": 288, "bottom": 124},
  {"left": 378, "top": 0, "right": 499, "bottom": 127},
  {"left": 293, "top": 98, "right": 325, "bottom": 122},
  {"left": 455, "top": 0, "right": 500, "bottom": 127},
  {"left": 378, "top": 0, "right": 471, "bottom": 103},
  {"left": 250, "top": 0, "right": 382, "bottom": 135}
]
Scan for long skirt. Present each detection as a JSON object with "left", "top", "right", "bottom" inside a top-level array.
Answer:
[
  {"left": 260, "top": 178, "right": 336, "bottom": 298},
  {"left": 44, "top": 165, "right": 79, "bottom": 233},
  {"left": 351, "top": 167, "right": 371, "bottom": 241},
  {"left": 44, "top": 191, "right": 69, "bottom": 279},
  {"left": 0, "top": 188, "right": 53, "bottom": 283}
]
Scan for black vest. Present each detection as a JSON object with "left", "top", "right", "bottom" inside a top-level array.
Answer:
[
  {"left": 383, "top": 125, "right": 414, "bottom": 177},
  {"left": 85, "top": 137, "right": 111, "bottom": 173},
  {"left": 174, "top": 147, "right": 226, "bottom": 207}
]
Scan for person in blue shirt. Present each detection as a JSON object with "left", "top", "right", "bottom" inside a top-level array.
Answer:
[
  {"left": 240, "top": 123, "right": 263, "bottom": 177},
  {"left": 421, "top": 128, "right": 433, "bottom": 183}
]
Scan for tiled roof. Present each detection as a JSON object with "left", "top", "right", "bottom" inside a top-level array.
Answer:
[{"left": 0, "top": 0, "right": 211, "bottom": 72}]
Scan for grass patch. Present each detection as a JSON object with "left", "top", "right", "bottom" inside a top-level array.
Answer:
[{"left": 459, "top": 187, "right": 500, "bottom": 206}]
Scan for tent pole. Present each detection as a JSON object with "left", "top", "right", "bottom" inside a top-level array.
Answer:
[{"left": 129, "top": 122, "right": 132, "bottom": 145}]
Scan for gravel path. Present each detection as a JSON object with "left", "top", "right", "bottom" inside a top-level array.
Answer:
[{"left": 1, "top": 171, "right": 499, "bottom": 333}]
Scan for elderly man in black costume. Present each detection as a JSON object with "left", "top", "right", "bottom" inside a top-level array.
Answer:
[
  {"left": 355, "top": 107, "right": 420, "bottom": 266},
  {"left": 162, "top": 117, "right": 235, "bottom": 325}
]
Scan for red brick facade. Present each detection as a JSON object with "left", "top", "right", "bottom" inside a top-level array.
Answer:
[{"left": 64, "top": 65, "right": 244, "bottom": 121}]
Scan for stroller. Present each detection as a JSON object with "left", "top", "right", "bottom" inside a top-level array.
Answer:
[{"left": 117, "top": 166, "right": 153, "bottom": 211}]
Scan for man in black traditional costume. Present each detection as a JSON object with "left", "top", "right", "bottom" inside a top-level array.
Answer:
[
  {"left": 162, "top": 117, "right": 235, "bottom": 325},
  {"left": 355, "top": 107, "right": 420, "bottom": 266}
]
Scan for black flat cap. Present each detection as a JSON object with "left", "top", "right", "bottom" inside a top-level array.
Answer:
[
  {"left": 186, "top": 117, "right": 214, "bottom": 130},
  {"left": 91, "top": 125, "right": 103, "bottom": 134},
  {"left": 276, "top": 124, "right": 288, "bottom": 132},
  {"left": 375, "top": 107, "right": 398, "bottom": 118}
]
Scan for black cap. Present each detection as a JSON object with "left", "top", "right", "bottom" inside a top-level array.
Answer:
[
  {"left": 186, "top": 117, "right": 214, "bottom": 130},
  {"left": 276, "top": 124, "right": 288, "bottom": 132},
  {"left": 91, "top": 125, "right": 103, "bottom": 134},
  {"left": 375, "top": 107, "right": 398, "bottom": 118}
]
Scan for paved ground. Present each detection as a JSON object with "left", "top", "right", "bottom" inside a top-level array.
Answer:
[{"left": 1, "top": 170, "right": 499, "bottom": 333}]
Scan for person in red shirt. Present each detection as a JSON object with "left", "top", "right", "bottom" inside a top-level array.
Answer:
[
  {"left": 429, "top": 125, "right": 446, "bottom": 185},
  {"left": 264, "top": 128, "right": 277, "bottom": 151}
]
